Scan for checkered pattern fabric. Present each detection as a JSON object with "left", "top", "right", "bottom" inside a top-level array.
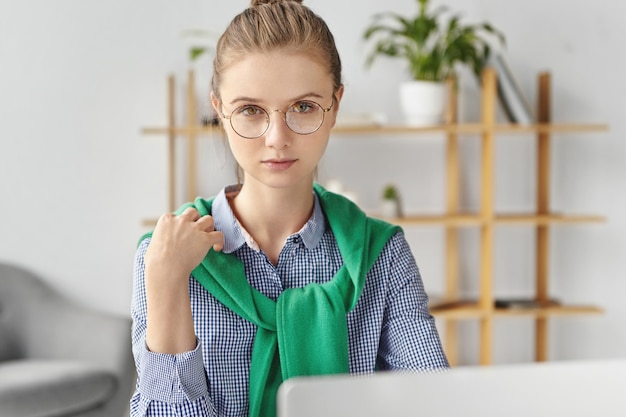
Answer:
[{"left": 130, "top": 187, "right": 449, "bottom": 416}]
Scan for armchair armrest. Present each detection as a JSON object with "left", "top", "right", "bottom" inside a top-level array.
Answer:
[{"left": 20, "top": 277, "right": 133, "bottom": 376}]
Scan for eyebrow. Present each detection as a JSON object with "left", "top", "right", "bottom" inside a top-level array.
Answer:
[{"left": 227, "top": 92, "right": 326, "bottom": 106}]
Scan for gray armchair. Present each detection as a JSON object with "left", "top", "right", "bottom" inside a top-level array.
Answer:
[{"left": 0, "top": 262, "right": 134, "bottom": 417}]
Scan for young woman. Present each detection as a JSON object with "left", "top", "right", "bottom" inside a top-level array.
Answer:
[{"left": 131, "top": 1, "right": 449, "bottom": 416}]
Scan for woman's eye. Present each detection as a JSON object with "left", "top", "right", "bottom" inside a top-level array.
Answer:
[
  {"left": 290, "top": 101, "right": 315, "bottom": 113},
  {"left": 238, "top": 105, "right": 264, "bottom": 117}
]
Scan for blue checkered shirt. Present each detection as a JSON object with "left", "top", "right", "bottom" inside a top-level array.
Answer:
[{"left": 130, "top": 187, "right": 449, "bottom": 416}]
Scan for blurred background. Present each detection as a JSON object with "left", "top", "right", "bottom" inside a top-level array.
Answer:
[{"left": 1, "top": 0, "right": 624, "bottom": 366}]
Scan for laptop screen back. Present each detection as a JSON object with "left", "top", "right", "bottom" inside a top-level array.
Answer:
[{"left": 277, "top": 359, "right": 626, "bottom": 417}]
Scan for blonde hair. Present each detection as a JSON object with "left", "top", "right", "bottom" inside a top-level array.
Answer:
[{"left": 211, "top": 0, "right": 343, "bottom": 101}]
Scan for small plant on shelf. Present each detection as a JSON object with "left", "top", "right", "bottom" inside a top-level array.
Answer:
[{"left": 381, "top": 184, "right": 403, "bottom": 218}]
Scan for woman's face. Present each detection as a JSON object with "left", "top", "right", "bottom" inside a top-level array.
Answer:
[{"left": 212, "top": 51, "right": 342, "bottom": 191}]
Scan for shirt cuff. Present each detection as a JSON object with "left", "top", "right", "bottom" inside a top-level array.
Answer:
[{"left": 138, "top": 339, "right": 208, "bottom": 403}]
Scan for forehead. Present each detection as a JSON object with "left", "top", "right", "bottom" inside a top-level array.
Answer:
[{"left": 218, "top": 52, "right": 333, "bottom": 104}]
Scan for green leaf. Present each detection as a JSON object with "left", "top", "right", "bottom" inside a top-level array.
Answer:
[{"left": 189, "top": 47, "right": 207, "bottom": 61}]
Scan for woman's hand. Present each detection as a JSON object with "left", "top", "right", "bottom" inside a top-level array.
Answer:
[
  {"left": 143, "top": 207, "right": 224, "bottom": 354},
  {"left": 145, "top": 207, "right": 224, "bottom": 283}
]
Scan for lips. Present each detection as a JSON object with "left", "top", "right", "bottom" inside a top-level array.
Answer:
[{"left": 262, "top": 158, "right": 297, "bottom": 171}]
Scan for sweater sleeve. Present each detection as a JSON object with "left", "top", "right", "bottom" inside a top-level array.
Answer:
[{"left": 130, "top": 239, "right": 216, "bottom": 416}]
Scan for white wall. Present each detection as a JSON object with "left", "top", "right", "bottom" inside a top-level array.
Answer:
[{"left": 1, "top": 0, "right": 624, "bottom": 366}]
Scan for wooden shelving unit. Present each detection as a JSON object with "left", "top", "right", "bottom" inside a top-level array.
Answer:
[{"left": 142, "top": 68, "right": 608, "bottom": 366}]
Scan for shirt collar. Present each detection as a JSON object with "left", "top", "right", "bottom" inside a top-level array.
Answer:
[{"left": 212, "top": 185, "right": 326, "bottom": 254}]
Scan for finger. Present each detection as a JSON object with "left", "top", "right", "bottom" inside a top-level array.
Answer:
[
  {"left": 208, "top": 231, "right": 224, "bottom": 252},
  {"left": 195, "top": 214, "right": 215, "bottom": 232},
  {"left": 180, "top": 207, "right": 201, "bottom": 221}
]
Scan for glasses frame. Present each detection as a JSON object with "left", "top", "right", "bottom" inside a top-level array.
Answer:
[{"left": 219, "top": 99, "right": 334, "bottom": 139}]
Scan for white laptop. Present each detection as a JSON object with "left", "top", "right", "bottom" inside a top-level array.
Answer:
[{"left": 277, "top": 359, "right": 626, "bottom": 417}]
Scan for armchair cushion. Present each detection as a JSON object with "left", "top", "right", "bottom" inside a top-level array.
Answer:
[
  {"left": 0, "top": 360, "right": 116, "bottom": 417},
  {"left": 0, "top": 262, "right": 134, "bottom": 417}
]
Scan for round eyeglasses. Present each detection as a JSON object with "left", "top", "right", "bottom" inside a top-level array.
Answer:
[{"left": 220, "top": 99, "right": 334, "bottom": 139}]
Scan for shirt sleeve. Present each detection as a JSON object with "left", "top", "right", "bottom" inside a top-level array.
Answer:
[
  {"left": 130, "top": 239, "right": 216, "bottom": 417},
  {"left": 375, "top": 232, "right": 450, "bottom": 371}
]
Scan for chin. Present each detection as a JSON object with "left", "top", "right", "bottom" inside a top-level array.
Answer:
[{"left": 250, "top": 172, "right": 314, "bottom": 191}]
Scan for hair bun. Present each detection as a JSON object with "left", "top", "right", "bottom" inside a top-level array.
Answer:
[{"left": 251, "top": 0, "right": 303, "bottom": 6}]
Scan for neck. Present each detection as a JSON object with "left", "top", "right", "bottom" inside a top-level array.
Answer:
[{"left": 230, "top": 180, "right": 315, "bottom": 263}]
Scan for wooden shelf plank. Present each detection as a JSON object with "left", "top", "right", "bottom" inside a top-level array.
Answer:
[
  {"left": 142, "top": 218, "right": 158, "bottom": 227},
  {"left": 494, "top": 305, "right": 603, "bottom": 317},
  {"left": 369, "top": 213, "right": 605, "bottom": 226},
  {"left": 370, "top": 213, "right": 484, "bottom": 226},
  {"left": 430, "top": 300, "right": 603, "bottom": 319},
  {"left": 145, "top": 213, "right": 605, "bottom": 228},
  {"left": 146, "top": 213, "right": 604, "bottom": 228},
  {"left": 430, "top": 301, "right": 486, "bottom": 319},
  {"left": 494, "top": 213, "right": 606, "bottom": 224},
  {"left": 142, "top": 126, "right": 222, "bottom": 135},
  {"left": 141, "top": 122, "right": 609, "bottom": 137},
  {"left": 333, "top": 123, "right": 609, "bottom": 135}
]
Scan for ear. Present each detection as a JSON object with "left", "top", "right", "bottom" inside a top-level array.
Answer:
[
  {"left": 329, "top": 84, "right": 344, "bottom": 128},
  {"left": 210, "top": 92, "right": 220, "bottom": 114}
]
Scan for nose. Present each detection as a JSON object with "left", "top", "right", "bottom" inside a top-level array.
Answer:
[{"left": 263, "top": 110, "right": 292, "bottom": 149}]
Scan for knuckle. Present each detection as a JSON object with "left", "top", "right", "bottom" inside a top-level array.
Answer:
[
  {"left": 198, "top": 215, "right": 215, "bottom": 228},
  {"left": 182, "top": 207, "right": 199, "bottom": 216},
  {"left": 157, "top": 212, "right": 175, "bottom": 224}
]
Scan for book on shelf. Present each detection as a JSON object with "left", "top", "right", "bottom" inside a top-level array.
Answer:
[
  {"left": 489, "top": 54, "right": 535, "bottom": 125},
  {"left": 429, "top": 297, "right": 561, "bottom": 310},
  {"left": 494, "top": 297, "right": 561, "bottom": 309}
]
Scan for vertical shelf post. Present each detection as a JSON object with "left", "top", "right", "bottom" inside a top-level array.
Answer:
[
  {"left": 186, "top": 70, "right": 198, "bottom": 202},
  {"left": 167, "top": 75, "right": 176, "bottom": 212},
  {"left": 479, "top": 67, "right": 497, "bottom": 365},
  {"left": 536, "top": 72, "right": 552, "bottom": 361},
  {"left": 444, "top": 76, "right": 460, "bottom": 366}
]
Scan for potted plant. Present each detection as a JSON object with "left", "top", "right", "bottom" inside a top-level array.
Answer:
[
  {"left": 381, "top": 184, "right": 402, "bottom": 218},
  {"left": 363, "top": 0, "right": 505, "bottom": 125},
  {"left": 180, "top": 29, "right": 221, "bottom": 126},
  {"left": 182, "top": 28, "right": 220, "bottom": 62}
]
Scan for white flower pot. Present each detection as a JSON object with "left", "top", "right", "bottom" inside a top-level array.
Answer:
[
  {"left": 399, "top": 80, "right": 447, "bottom": 126},
  {"left": 380, "top": 199, "right": 400, "bottom": 219}
]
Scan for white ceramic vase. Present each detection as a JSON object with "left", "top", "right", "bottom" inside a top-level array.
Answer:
[{"left": 399, "top": 80, "right": 447, "bottom": 126}]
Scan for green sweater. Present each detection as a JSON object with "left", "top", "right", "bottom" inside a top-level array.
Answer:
[{"left": 141, "top": 183, "right": 401, "bottom": 417}]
